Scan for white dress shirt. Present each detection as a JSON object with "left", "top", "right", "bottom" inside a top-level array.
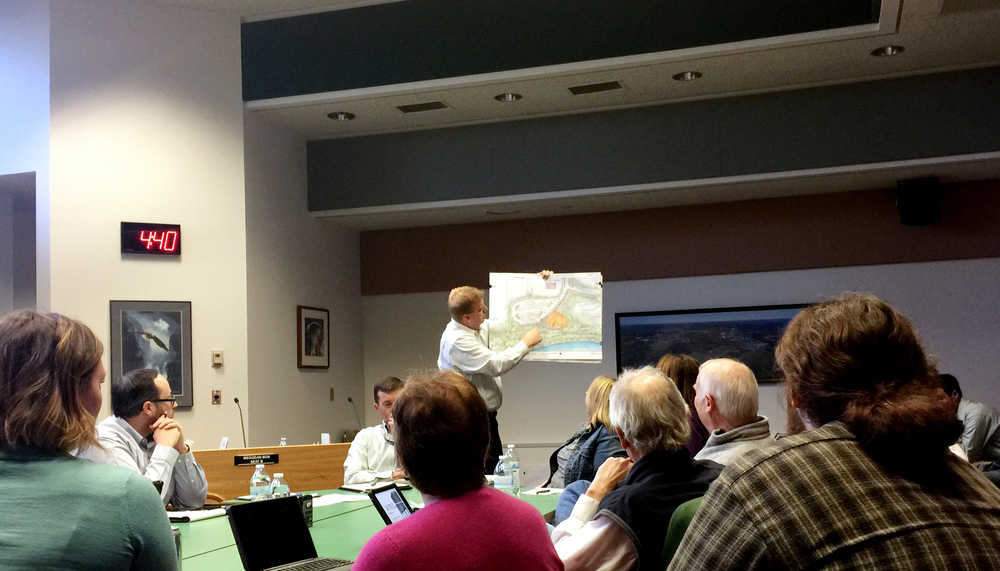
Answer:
[
  {"left": 88, "top": 416, "right": 208, "bottom": 508},
  {"left": 551, "top": 493, "right": 638, "bottom": 571},
  {"left": 343, "top": 421, "right": 397, "bottom": 484},
  {"left": 437, "top": 319, "right": 529, "bottom": 410}
]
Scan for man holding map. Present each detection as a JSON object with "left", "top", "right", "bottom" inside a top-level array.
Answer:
[{"left": 437, "top": 271, "right": 551, "bottom": 473}]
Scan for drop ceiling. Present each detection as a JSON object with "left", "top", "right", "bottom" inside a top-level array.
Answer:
[{"left": 157, "top": 0, "right": 1000, "bottom": 229}]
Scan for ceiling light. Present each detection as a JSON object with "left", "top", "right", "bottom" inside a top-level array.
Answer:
[
  {"left": 327, "top": 111, "right": 355, "bottom": 121},
  {"left": 494, "top": 92, "right": 523, "bottom": 103},
  {"left": 871, "top": 45, "right": 904, "bottom": 57},
  {"left": 672, "top": 71, "right": 702, "bottom": 82}
]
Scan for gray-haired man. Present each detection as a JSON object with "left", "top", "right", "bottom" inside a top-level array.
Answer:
[{"left": 551, "top": 366, "right": 723, "bottom": 571}]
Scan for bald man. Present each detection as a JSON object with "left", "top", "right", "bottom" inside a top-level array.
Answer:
[{"left": 692, "top": 358, "right": 772, "bottom": 465}]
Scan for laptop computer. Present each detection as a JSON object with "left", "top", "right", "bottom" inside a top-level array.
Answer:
[
  {"left": 226, "top": 496, "right": 353, "bottom": 571},
  {"left": 367, "top": 482, "right": 416, "bottom": 525}
]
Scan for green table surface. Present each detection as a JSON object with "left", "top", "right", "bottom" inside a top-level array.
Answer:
[{"left": 179, "top": 488, "right": 559, "bottom": 570}]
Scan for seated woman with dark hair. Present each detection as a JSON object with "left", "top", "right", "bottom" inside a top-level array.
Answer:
[
  {"left": 354, "top": 370, "right": 563, "bottom": 571},
  {"left": 0, "top": 310, "right": 178, "bottom": 570},
  {"left": 543, "top": 375, "right": 625, "bottom": 489},
  {"left": 656, "top": 353, "right": 708, "bottom": 456},
  {"left": 670, "top": 294, "right": 1000, "bottom": 569}
]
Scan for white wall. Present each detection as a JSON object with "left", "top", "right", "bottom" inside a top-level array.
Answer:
[
  {"left": 362, "top": 257, "right": 1000, "bottom": 451},
  {"left": 48, "top": 0, "right": 248, "bottom": 448},
  {"left": 243, "top": 110, "right": 364, "bottom": 446},
  {"left": 0, "top": 0, "right": 50, "bottom": 309}
]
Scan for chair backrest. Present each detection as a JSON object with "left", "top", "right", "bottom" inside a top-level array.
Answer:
[{"left": 661, "top": 496, "right": 702, "bottom": 568}]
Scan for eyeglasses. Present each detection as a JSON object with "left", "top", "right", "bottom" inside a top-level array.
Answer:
[{"left": 151, "top": 398, "right": 177, "bottom": 406}]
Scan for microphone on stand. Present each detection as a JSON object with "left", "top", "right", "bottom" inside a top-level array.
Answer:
[
  {"left": 234, "top": 397, "right": 247, "bottom": 448},
  {"left": 344, "top": 397, "right": 363, "bottom": 442}
]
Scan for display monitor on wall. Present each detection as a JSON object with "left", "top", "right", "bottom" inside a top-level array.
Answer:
[{"left": 615, "top": 303, "right": 806, "bottom": 382}]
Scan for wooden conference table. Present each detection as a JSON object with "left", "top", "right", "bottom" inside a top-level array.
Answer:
[{"left": 175, "top": 487, "right": 560, "bottom": 570}]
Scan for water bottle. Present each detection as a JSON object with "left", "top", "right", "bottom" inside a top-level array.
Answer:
[
  {"left": 493, "top": 451, "right": 513, "bottom": 494},
  {"left": 507, "top": 443, "right": 521, "bottom": 496},
  {"left": 270, "top": 472, "right": 291, "bottom": 497},
  {"left": 279, "top": 435, "right": 288, "bottom": 446},
  {"left": 249, "top": 464, "right": 270, "bottom": 499}
]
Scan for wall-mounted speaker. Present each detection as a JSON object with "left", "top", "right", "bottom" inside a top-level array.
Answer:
[{"left": 896, "top": 177, "right": 941, "bottom": 226}]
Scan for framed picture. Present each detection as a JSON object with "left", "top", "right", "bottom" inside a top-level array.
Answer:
[
  {"left": 297, "top": 305, "right": 330, "bottom": 369},
  {"left": 110, "top": 300, "right": 193, "bottom": 407},
  {"left": 615, "top": 303, "right": 807, "bottom": 382}
]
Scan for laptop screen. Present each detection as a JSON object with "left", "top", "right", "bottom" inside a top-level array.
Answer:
[
  {"left": 371, "top": 485, "right": 413, "bottom": 524},
  {"left": 227, "top": 496, "right": 316, "bottom": 571}
]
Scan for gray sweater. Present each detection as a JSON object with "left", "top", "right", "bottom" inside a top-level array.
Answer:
[{"left": 694, "top": 416, "right": 772, "bottom": 465}]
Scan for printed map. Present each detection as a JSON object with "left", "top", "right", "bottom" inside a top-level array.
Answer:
[{"left": 487, "top": 272, "right": 602, "bottom": 362}]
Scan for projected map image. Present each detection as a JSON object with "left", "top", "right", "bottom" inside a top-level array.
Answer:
[{"left": 488, "top": 272, "right": 602, "bottom": 362}]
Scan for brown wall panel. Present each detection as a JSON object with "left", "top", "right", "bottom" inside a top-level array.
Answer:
[{"left": 360, "top": 183, "right": 1000, "bottom": 296}]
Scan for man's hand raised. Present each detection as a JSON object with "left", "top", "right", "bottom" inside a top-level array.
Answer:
[{"left": 522, "top": 328, "right": 542, "bottom": 347}]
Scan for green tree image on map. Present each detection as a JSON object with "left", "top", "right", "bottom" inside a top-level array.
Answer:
[{"left": 487, "top": 272, "right": 602, "bottom": 362}]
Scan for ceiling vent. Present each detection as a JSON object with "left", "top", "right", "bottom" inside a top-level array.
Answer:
[
  {"left": 397, "top": 101, "right": 448, "bottom": 113},
  {"left": 568, "top": 80, "right": 623, "bottom": 95}
]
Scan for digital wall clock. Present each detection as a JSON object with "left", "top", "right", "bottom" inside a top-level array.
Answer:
[{"left": 121, "top": 222, "right": 182, "bottom": 255}]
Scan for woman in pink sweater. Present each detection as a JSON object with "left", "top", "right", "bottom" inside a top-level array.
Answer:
[{"left": 354, "top": 371, "right": 563, "bottom": 571}]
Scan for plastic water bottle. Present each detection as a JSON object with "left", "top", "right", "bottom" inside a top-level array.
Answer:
[
  {"left": 270, "top": 472, "right": 291, "bottom": 497},
  {"left": 507, "top": 443, "right": 521, "bottom": 496},
  {"left": 249, "top": 464, "right": 270, "bottom": 499},
  {"left": 279, "top": 435, "right": 288, "bottom": 446},
  {"left": 493, "top": 451, "right": 513, "bottom": 495}
]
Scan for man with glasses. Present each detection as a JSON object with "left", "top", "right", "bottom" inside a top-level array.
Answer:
[{"left": 87, "top": 368, "right": 208, "bottom": 508}]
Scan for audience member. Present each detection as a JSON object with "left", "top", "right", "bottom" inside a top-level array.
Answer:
[
  {"left": 670, "top": 294, "right": 1000, "bottom": 569},
  {"left": 85, "top": 368, "right": 208, "bottom": 508},
  {"left": 656, "top": 353, "right": 708, "bottom": 455},
  {"left": 552, "top": 366, "right": 723, "bottom": 571},
  {"left": 692, "top": 358, "right": 772, "bottom": 465},
  {"left": 941, "top": 373, "right": 1000, "bottom": 485},
  {"left": 438, "top": 283, "right": 544, "bottom": 472},
  {"left": 353, "top": 371, "right": 563, "bottom": 571},
  {"left": 0, "top": 310, "right": 178, "bottom": 569},
  {"left": 543, "top": 375, "right": 626, "bottom": 488},
  {"left": 344, "top": 376, "right": 406, "bottom": 484},
  {"left": 940, "top": 373, "right": 1000, "bottom": 463}
]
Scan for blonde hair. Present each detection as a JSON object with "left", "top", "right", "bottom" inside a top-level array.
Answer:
[
  {"left": 0, "top": 310, "right": 103, "bottom": 452},
  {"left": 448, "top": 286, "right": 483, "bottom": 321},
  {"left": 586, "top": 375, "right": 615, "bottom": 427}
]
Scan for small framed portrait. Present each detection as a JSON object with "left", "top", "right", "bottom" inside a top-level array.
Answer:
[
  {"left": 110, "top": 300, "right": 193, "bottom": 407},
  {"left": 297, "top": 305, "right": 330, "bottom": 369}
]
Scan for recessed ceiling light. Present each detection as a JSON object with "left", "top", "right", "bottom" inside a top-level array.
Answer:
[
  {"left": 494, "top": 92, "right": 523, "bottom": 103},
  {"left": 672, "top": 71, "right": 702, "bottom": 82},
  {"left": 485, "top": 207, "right": 521, "bottom": 215},
  {"left": 327, "top": 111, "right": 355, "bottom": 121},
  {"left": 871, "top": 45, "right": 904, "bottom": 57}
]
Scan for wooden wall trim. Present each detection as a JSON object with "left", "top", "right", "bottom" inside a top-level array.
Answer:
[{"left": 360, "top": 183, "right": 1000, "bottom": 296}]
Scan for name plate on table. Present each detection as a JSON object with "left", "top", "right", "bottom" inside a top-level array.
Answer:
[{"left": 234, "top": 454, "right": 278, "bottom": 466}]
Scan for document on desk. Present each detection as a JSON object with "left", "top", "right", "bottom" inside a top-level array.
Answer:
[
  {"left": 488, "top": 272, "right": 603, "bottom": 362},
  {"left": 312, "top": 493, "right": 374, "bottom": 507},
  {"left": 168, "top": 507, "right": 227, "bottom": 522}
]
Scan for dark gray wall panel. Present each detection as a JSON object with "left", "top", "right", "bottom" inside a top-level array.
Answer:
[
  {"left": 307, "top": 66, "right": 1000, "bottom": 211},
  {"left": 243, "top": 0, "right": 879, "bottom": 100}
]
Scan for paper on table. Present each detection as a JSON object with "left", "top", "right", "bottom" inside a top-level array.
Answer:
[
  {"left": 312, "top": 493, "right": 373, "bottom": 507},
  {"left": 167, "top": 507, "right": 227, "bottom": 522},
  {"left": 521, "top": 487, "right": 564, "bottom": 495}
]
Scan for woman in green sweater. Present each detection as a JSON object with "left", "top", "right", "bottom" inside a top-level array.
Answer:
[{"left": 0, "top": 310, "right": 178, "bottom": 570}]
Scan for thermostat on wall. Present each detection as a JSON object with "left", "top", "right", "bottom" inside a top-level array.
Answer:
[{"left": 121, "top": 221, "right": 182, "bottom": 255}]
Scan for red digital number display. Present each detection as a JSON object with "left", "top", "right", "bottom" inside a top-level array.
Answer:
[
  {"left": 138, "top": 230, "right": 179, "bottom": 252},
  {"left": 121, "top": 222, "right": 182, "bottom": 256}
]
